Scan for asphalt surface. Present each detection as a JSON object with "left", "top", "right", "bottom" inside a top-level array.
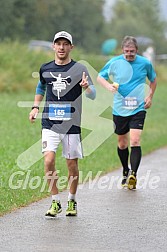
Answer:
[{"left": 0, "top": 147, "right": 167, "bottom": 252}]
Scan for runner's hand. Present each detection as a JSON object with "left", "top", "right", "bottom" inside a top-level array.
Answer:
[
  {"left": 80, "top": 72, "right": 89, "bottom": 89},
  {"left": 107, "top": 84, "right": 118, "bottom": 93},
  {"left": 144, "top": 96, "right": 152, "bottom": 109},
  {"left": 29, "top": 108, "right": 38, "bottom": 123}
]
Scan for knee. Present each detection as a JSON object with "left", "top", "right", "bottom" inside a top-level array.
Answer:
[
  {"left": 44, "top": 153, "right": 55, "bottom": 171},
  {"left": 118, "top": 144, "right": 128, "bottom": 149},
  {"left": 118, "top": 135, "right": 129, "bottom": 149},
  {"left": 118, "top": 139, "right": 128, "bottom": 149},
  {"left": 130, "top": 137, "right": 140, "bottom": 146}
]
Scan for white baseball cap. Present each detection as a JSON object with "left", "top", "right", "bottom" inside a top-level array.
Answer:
[{"left": 53, "top": 31, "right": 73, "bottom": 44}]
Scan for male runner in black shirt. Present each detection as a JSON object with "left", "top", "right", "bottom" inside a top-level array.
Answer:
[{"left": 29, "top": 31, "right": 96, "bottom": 217}]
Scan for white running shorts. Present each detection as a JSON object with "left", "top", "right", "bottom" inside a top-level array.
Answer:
[{"left": 42, "top": 129, "right": 83, "bottom": 159}]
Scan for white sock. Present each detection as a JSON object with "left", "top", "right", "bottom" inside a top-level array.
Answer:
[
  {"left": 68, "top": 192, "right": 76, "bottom": 201},
  {"left": 52, "top": 194, "right": 60, "bottom": 202}
]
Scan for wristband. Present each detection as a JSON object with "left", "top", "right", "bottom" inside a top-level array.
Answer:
[{"left": 32, "top": 106, "right": 39, "bottom": 110}]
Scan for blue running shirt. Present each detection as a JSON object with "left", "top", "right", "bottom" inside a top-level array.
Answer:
[{"left": 98, "top": 54, "right": 156, "bottom": 116}]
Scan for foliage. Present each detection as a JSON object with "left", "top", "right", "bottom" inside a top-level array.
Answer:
[
  {"left": 0, "top": 41, "right": 167, "bottom": 93},
  {"left": 0, "top": 41, "right": 107, "bottom": 92},
  {"left": 106, "top": 0, "right": 167, "bottom": 54},
  {"left": 1, "top": 0, "right": 167, "bottom": 54},
  {"left": 0, "top": 0, "right": 106, "bottom": 52}
]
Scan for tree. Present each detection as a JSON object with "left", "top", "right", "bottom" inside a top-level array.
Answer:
[
  {"left": 0, "top": 0, "right": 107, "bottom": 52},
  {"left": 107, "top": 0, "right": 167, "bottom": 54},
  {"left": 34, "top": 0, "right": 107, "bottom": 52}
]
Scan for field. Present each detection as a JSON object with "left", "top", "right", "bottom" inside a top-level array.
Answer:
[{"left": 0, "top": 42, "right": 167, "bottom": 215}]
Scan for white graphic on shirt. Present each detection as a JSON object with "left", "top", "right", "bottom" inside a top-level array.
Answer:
[{"left": 49, "top": 72, "right": 71, "bottom": 100}]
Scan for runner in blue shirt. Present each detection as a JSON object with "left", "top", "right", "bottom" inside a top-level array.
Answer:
[
  {"left": 29, "top": 31, "right": 96, "bottom": 217},
  {"left": 97, "top": 36, "right": 157, "bottom": 189}
]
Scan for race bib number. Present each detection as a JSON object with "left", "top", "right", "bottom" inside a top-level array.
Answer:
[
  {"left": 122, "top": 97, "right": 138, "bottom": 110},
  {"left": 49, "top": 104, "right": 71, "bottom": 120}
]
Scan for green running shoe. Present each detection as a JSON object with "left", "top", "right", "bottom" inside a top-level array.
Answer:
[
  {"left": 45, "top": 200, "right": 62, "bottom": 218},
  {"left": 66, "top": 200, "right": 77, "bottom": 216}
]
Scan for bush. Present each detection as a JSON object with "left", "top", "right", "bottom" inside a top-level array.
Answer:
[{"left": 0, "top": 41, "right": 166, "bottom": 92}]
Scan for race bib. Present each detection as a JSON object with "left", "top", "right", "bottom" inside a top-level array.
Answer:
[
  {"left": 49, "top": 103, "right": 71, "bottom": 120},
  {"left": 122, "top": 97, "right": 138, "bottom": 110}
]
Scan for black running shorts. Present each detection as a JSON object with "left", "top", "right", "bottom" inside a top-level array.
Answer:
[{"left": 113, "top": 111, "right": 146, "bottom": 135}]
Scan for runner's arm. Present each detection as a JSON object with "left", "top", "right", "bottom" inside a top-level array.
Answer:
[
  {"left": 29, "top": 81, "right": 46, "bottom": 122},
  {"left": 84, "top": 85, "right": 96, "bottom": 100},
  {"left": 80, "top": 71, "right": 96, "bottom": 100},
  {"left": 144, "top": 77, "right": 157, "bottom": 109},
  {"left": 97, "top": 76, "right": 117, "bottom": 93}
]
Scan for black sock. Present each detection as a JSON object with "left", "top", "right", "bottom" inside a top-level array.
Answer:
[
  {"left": 117, "top": 147, "right": 130, "bottom": 176},
  {"left": 130, "top": 146, "right": 142, "bottom": 175}
]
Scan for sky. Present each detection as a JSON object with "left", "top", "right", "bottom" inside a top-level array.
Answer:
[
  {"left": 103, "top": 0, "right": 167, "bottom": 21},
  {"left": 103, "top": 0, "right": 116, "bottom": 22},
  {"left": 159, "top": 0, "right": 167, "bottom": 20}
]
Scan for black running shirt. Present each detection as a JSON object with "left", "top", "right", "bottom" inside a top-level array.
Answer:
[{"left": 39, "top": 60, "right": 92, "bottom": 134}]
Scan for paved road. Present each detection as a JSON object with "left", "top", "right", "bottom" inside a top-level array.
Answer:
[{"left": 0, "top": 147, "right": 167, "bottom": 252}]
